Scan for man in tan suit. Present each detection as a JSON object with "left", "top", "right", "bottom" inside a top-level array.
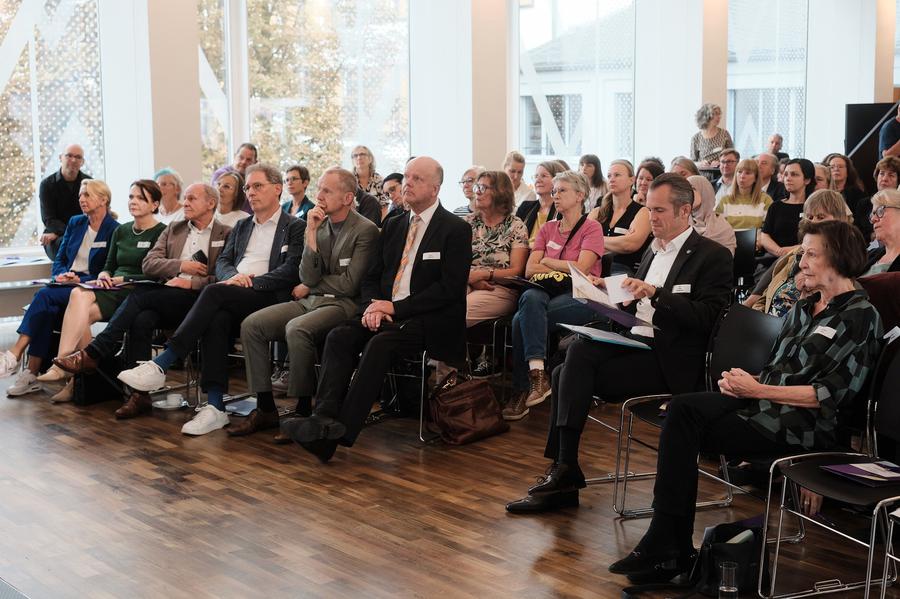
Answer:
[
  {"left": 53, "top": 182, "right": 231, "bottom": 418},
  {"left": 229, "top": 167, "right": 379, "bottom": 438}
]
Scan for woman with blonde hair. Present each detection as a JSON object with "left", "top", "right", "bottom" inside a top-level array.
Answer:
[
  {"left": 515, "top": 160, "right": 567, "bottom": 247},
  {"left": 716, "top": 158, "right": 773, "bottom": 230},
  {"left": 350, "top": 145, "right": 384, "bottom": 201},
  {"left": 864, "top": 188, "right": 900, "bottom": 275},
  {"left": 588, "top": 159, "right": 650, "bottom": 275}
]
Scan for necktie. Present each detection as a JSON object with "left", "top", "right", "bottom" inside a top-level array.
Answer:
[{"left": 392, "top": 215, "right": 421, "bottom": 299}]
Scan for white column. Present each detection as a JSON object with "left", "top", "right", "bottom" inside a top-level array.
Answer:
[
  {"left": 874, "top": 0, "right": 896, "bottom": 103},
  {"left": 471, "top": 0, "right": 510, "bottom": 170},
  {"left": 701, "top": 0, "right": 729, "bottom": 114},
  {"left": 224, "top": 0, "right": 249, "bottom": 155},
  {"left": 409, "top": 0, "right": 473, "bottom": 209}
]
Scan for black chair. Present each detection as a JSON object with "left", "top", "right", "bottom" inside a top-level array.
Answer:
[
  {"left": 603, "top": 304, "right": 783, "bottom": 518},
  {"left": 733, "top": 228, "right": 758, "bottom": 302},
  {"left": 760, "top": 339, "right": 900, "bottom": 599}
]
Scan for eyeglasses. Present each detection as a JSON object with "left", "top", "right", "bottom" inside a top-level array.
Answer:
[
  {"left": 351, "top": 152, "right": 368, "bottom": 159},
  {"left": 458, "top": 178, "right": 475, "bottom": 186},
  {"left": 472, "top": 183, "right": 493, "bottom": 194},
  {"left": 243, "top": 182, "right": 273, "bottom": 193},
  {"left": 719, "top": 159, "right": 738, "bottom": 165},
  {"left": 533, "top": 174, "right": 550, "bottom": 181},
  {"left": 283, "top": 176, "right": 302, "bottom": 184},
  {"left": 549, "top": 187, "right": 569, "bottom": 197},
  {"left": 871, "top": 205, "right": 899, "bottom": 220},
  {"left": 64, "top": 153, "right": 84, "bottom": 161}
]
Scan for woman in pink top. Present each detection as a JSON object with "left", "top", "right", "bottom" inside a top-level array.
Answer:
[{"left": 503, "top": 170, "right": 605, "bottom": 421}]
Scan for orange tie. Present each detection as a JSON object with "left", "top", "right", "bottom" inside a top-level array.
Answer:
[{"left": 392, "top": 215, "right": 421, "bottom": 299}]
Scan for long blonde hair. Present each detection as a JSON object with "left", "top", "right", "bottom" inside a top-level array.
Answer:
[
  {"left": 596, "top": 159, "right": 635, "bottom": 224},
  {"left": 734, "top": 158, "right": 763, "bottom": 206}
]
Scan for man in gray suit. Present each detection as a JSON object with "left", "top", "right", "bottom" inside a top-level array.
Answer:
[{"left": 228, "top": 167, "right": 379, "bottom": 438}]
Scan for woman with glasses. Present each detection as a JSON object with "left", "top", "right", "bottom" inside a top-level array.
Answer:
[
  {"left": 154, "top": 168, "right": 184, "bottom": 224},
  {"left": 280, "top": 165, "right": 313, "bottom": 220},
  {"left": 503, "top": 170, "right": 605, "bottom": 421},
  {"left": 852, "top": 156, "right": 900, "bottom": 242},
  {"left": 689, "top": 103, "right": 734, "bottom": 165},
  {"left": 515, "top": 160, "right": 567, "bottom": 247},
  {"left": 350, "top": 145, "right": 384, "bottom": 202},
  {"left": 453, "top": 165, "right": 485, "bottom": 216},
  {"left": 864, "top": 188, "right": 900, "bottom": 275},
  {"left": 215, "top": 171, "right": 250, "bottom": 227},
  {"left": 588, "top": 159, "right": 650, "bottom": 276}
]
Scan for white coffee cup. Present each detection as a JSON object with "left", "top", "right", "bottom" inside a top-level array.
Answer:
[{"left": 165, "top": 393, "right": 183, "bottom": 408}]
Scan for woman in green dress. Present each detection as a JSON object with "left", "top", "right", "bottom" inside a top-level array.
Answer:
[{"left": 39, "top": 180, "right": 166, "bottom": 399}]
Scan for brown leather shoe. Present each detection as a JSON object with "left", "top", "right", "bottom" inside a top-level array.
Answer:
[
  {"left": 115, "top": 391, "right": 152, "bottom": 420},
  {"left": 53, "top": 349, "right": 99, "bottom": 376},
  {"left": 227, "top": 408, "right": 279, "bottom": 437}
]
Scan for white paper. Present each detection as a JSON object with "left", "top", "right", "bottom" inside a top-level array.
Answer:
[
  {"left": 604, "top": 274, "right": 634, "bottom": 304},
  {"left": 569, "top": 262, "right": 613, "bottom": 306},
  {"left": 854, "top": 462, "right": 900, "bottom": 478}
]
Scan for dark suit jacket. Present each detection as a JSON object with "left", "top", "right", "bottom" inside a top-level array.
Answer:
[
  {"left": 361, "top": 203, "right": 472, "bottom": 362},
  {"left": 355, "top": 188, "right": 383, "bottom": 228},
  {"left": 142, "top": 219, "right": 232, "bottom": 289},
  {"left": 39, "top": 170, "right": 91, "bottom": 236},
  {"left": 763, "top": 180, "right": 788, "bottom": 202},
  {"left": 52, "top": 213, "right": 120, "bottom": 280},
  {"left": 632, "top": 229, "right": 733, "bottom": 394},
  {"left": 215, "top": 210, "right": 306, "bottom": 301}
]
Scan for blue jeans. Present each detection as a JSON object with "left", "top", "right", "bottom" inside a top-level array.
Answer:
[{"left": 511, "top": 289, "right": 600, "bottom": 391}]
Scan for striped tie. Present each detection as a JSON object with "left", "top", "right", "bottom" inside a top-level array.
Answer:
[{"left": 392, "top": 215, "right": 421, "bottom": 299}]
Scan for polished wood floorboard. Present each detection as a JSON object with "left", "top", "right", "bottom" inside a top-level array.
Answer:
[{"left": 0, "top": 372, "right": 896, "bottom": 598}]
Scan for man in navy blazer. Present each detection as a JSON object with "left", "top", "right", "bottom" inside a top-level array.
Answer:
[
  {"left": 117, "top": 164, "right": 305, "bottom": 436},
  {"left": 282, "top": 156, "right": 473, "bottom": 462}
]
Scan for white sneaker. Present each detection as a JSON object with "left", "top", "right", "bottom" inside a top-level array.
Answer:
[
  {"left": 181, "top": 405, "right": 229, "bottom": 436},
  {"left": 0, "top": 350, "right": 19, "bottom": 378},
  {"left": 271, "top": 368, "right": 289, "bottom": 395},
  {"left": 117, "top": 361, "right": 166, "bottom": 392},
  {"left": 7, "top": 371, "right": 40, "bottom": 397}
]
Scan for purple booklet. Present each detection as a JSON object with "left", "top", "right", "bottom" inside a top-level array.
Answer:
[{"left": 820, "top": 461, "right": 900, "bottom": 487}]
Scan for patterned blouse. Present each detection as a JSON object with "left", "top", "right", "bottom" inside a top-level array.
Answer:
[
  {"left": 356, "top": 171, "right": 385, "bottom": 204},
  {"left": 738, "top": 289, "right": 882, "bottom": 450},
  {"left": 465, "top": 213, "right": 529, "bottom": 269},
  {"left": 690, "top": 128, "right": 734, "bottom": 163}
]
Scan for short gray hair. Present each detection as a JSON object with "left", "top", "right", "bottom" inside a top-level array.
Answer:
[
  {"left": 245, "top": 163, "right": 282, "bottom": 185},
  {"left": 321, "top": 166, "right": 358, "bottom": 195},
  {"left": 198, "top": 182, "right": 220, "bottom": 206},
  {"left": 695, "top": 103, "right": 721, "bottom": 129},
  {"left": 553, "top": 170, "right": 590, "bottom": 199}
]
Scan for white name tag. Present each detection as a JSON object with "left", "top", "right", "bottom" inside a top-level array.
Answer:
[
  {"left": 814, "top": 325, "right": 837, "bottom": 339},
  {"left": 339, "top": 258, "right": 351, "bottom": 266},
  {"left": 546, "top": 240, "right": 563, "bottom": 250},
  {"left": 324, "top": 294, "right": 335, "bottom": 298},
  {"left": 281, "top": 244, "right": 289, "bottom": 253},
  {"left": 672, "top": 284, "right": 692, "bottom": 293},
  {"left": 91, "top": 241, "right": 106, "bottom": 248},
  {"left": 136, "top": 241, "right": 151, "bottom": 248},
  {"left": 885, "top": 326, "right": 900, "bottom": 345},
  {"left": 211, "top": 240, "right": 225, "bottom": 248},
  {"left": 613, "top": 227, "right": 629, "bottom": 235},
  {"left": 423, "top": 252, "right": 441, "bottom": 260}
]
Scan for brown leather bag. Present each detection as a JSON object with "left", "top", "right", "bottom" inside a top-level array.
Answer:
[{"left": 427, "top": 373, "right": 509, "bottom": 445}]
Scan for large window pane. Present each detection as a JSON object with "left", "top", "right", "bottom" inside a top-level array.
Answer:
[
  {"left": 198, "top": 0, "right": 228, "bottom": 181},
  {"left": 0, "top": 0, "right": 104, "bottom": 251},
  {"left": 895, "top": 0, "right": 900, "bottom": 86},
  {"left": 518, "top": 0, "right": 635, "bottom": 172},
  {"left": 727, "top": 0, "right": 808, "bottom": 159},
  {"left": 246, "top": 1, "right": 409, "bottom": 188}
]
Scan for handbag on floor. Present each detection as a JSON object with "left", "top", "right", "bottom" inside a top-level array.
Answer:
[
  {"left": 427, "top": 372, "right": 508, "bottom": 445},
  {"left": 73, "top": 354, "right": 125, "bottom": 406}
]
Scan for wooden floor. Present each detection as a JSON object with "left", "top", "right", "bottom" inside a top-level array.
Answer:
[{"left": 0, "top": 372, "right": 897, "bottom": 599}]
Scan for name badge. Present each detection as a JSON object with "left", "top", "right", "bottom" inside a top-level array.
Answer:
[
  {"left": 814, "top": 325, "right": 837, "bottom": 339},
  {"left": 672, "top": 284, "right": 691, "bottom": 293},
  {"left": 423, "top": 252, "right": 441, "bottom": 260},
  {"left": 91, "top": 241, "right": 107, "bottom": 248},
  {"left": 339, "top": 258, "right": 351, "bottom": 266},
  {"left": 136, "top": 241, "right": 151, "bottom": 248},
  {"left": 281, "top": 244, "right": 289, "bottom": 254},
  {"left": 324, "top": 294, "right": 335, "bottom": 298},
  {"left": 546, "top": 240, "right": 563, "bottom": 251},
  {"left": 211, "top": 240, "right": 225, "bottom": 248},
  {"left": 884, "top": 326, "right": 900, "bottom": 344},
  {"left": 613, "top": 227, "right": 629, "bottom": 235}
]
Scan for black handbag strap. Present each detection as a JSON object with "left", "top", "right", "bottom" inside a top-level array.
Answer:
[{"left": 556, "top": 214, "right": 588, "bottom": 256}]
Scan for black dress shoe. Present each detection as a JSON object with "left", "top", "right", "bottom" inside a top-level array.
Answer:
[
  {"left": 609, "top": 548, "right": 695, "bottom": 576},
  {"left": 505, "top": 490, "right": 579, "bottom": 514},
  {"left": 299, "top": 439, "right": 338, "bottom": 464},
  {"left": 280, "top": 414, "right": 346, "bottom": 444},
  {"left": 528, "top": 462, "right": 586, "bottom": 495}
]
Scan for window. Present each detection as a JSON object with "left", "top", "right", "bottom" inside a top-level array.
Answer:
[
  {"left": 895, "top": 0, "right": 900, "bottom": 86},
  {"left": 0, "top": 0, "right": 104, "bottom": 252},
  {"left": 245, "top": 1, "right": 409, "bottom": 188},
  {"left": 198, "top": 0, "right": 228, "bottom": 181},
  {"left": 727, "top": 0, "right": 808, "bottom": 159},
  {"left": 517, "top": 0, "right": 635, "bottom": 168}
]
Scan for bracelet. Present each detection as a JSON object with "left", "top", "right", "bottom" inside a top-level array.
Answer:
[{"left": 489, "top": 269, "right": 495, "bottom": 281}]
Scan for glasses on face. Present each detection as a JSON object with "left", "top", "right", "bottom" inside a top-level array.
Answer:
[
  {"left": 351, "top": 152, "right": 368, "bottom": 159},
  {"left": 472, "top": 183, "right": 493, "bottom": 194},
  {"left": 283, "top": 176, "right": 301, "bottom": 184},
  {"left": 243, "top": 182, "right": 272, "bottom": 193},
  {"left": 871, "top": 205, "right": 899, "bottom": 220},
  {"left": 549, "top": 187, "right": 569, "bottom": 198},
  {"left": 64, "top": 153, "right": 84, "bottom": 161},
  {"left": 719, "top": 159, "right": 737, "bottom": 165},
  {"left": 458, "top": 178, "right": 475, "bottom": 186},
  {"left": 533, "top": 174, "right": 550, "bottom": 181}
]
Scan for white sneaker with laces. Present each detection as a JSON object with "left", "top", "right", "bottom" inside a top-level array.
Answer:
[
  {"left": 181, "top": 405, "right": 229, "bottom": 436},
  {"left": 7, "top": 371, "right": 40, "bottom": 397},
  {"left": 117, "top": 361, "right": 166, "bottom": 392},
  {"left": 271, "top": 368, "right": 289, "bottom": 395},
  {"left": 0, "top": 350, "right": 19, "bottom": 378}
]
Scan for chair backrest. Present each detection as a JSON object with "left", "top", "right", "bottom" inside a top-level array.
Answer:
[
  {"left": 732, "top": 228, "right": 758, "bottom": 285},
  {"left": 706, "top": 304, "right": 784, "bottom": 391},
  {"left": 872, "top": 338, "right": 900, "bottom": 443}
]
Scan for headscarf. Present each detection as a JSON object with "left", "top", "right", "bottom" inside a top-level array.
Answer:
[{"left": 688, "top": 175, "right": 736, "bottom": 255}]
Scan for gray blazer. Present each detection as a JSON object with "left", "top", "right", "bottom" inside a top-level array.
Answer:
[
  {"left": 142, "top": 218, "right": 232, "bottom": 290},
  {"left": 298, "top": 209, "right": 379, "bottom": 314}
]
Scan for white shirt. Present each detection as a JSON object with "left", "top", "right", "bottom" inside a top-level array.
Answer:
[
  {"left": 215, "top": 210, "right": 250, "bottom": 228},
  {"left": 392, "top": 199, "right": 440, "bottom": 302},
  {"left": 178, "top": 219, "right": 215, "bottom": 280},
  {"left": 714, "top": 179, "right": 732, "bottom": 208},
  {"left": 631, "top": 226, "right": 694, "bottom": 339},
  {"left": 157, "top": 204, "right": 184, "bottom": 225},
  {"left": 236, "top": 209, "right": 281, "bottom": 277},
  {"left": 514, "top": 182, "right": 536, "bottom": 208},
  {"left": 70, "top": 226, "right": 98, "bottom": 274}
]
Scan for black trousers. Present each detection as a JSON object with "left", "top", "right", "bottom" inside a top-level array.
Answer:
[
  {"left": 652, "top": 392, "right": 794, "bottom": 547},
  {"left": 166, "top": 284, "right": 279, "bottom": 392},
  {"left": 89, "top": 286, "right": 198, "bottom": 368},
  {"left": 544, "top": 337, "right": 669, "bottom": 460},
  {"left": 315, "top": 319, "right": 425, "bottom": 446}
]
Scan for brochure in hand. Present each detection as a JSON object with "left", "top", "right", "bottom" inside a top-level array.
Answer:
[{"left": 567, "top": 263, "right": 655, "bottom": 329}]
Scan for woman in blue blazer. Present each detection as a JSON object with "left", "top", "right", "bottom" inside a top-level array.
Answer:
[{"left": 0, "top": 179, "right": 118, "bottom": 396}]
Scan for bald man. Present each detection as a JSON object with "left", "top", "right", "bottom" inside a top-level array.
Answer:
[
  {"left": 39, "top": 143, "right": 92, "bottom": 260},
  {"left": 281, "top": 156, "right": 473, "bottom": 463}
]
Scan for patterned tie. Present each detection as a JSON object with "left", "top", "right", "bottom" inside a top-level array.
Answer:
[{"left": 392, "top": 215, "right": 421, "bottom": 299}]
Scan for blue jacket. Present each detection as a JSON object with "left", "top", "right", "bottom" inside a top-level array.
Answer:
[
  {"left": 51, "top": 213, "right": 120, "bottom": 280},
  {"left": 281, "top": 197, "right": 314, "bottom": 220}
]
